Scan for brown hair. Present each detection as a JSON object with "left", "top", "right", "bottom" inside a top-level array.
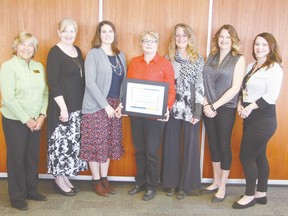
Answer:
[
  {"left": 211, "top": 24, "right": 241, "bottom": 56},
  {"left": 167, "top": 23, "right": 199, "bottom": 62},
  {"left": 91, "top": 20, "right": 120, "bottom": 55},
  {"left": 252, "top": 32, "right": 282, "bottom": 69}
]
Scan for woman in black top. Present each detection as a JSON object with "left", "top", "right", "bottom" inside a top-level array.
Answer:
[{"left": 46, "top": 18, "right": 87, "bottom": 196}]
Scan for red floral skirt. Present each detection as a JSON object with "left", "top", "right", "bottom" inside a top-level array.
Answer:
[{"left": 80, "top": 98, "right": 124, "bottom": 162}]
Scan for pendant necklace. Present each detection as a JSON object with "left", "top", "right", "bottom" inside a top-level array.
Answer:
[
  {"left": 72, "top": 57, "right": 83, "bottom": 77},
  {"left": 110, "top": 55, "right": 122, "bottom": 76}
]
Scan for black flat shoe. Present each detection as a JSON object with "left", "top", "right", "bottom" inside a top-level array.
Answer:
[
  {"left": 71, "top": 186, "right": 80, "bottom": 193},
  {"left": 232, "top": 199, "right": 256, "bottom": 209},
  {"left": 255, "top": 196, "right": 267, "bottom": 204},
  {"left": 166, "top": 188, "right": 176, "bottom": 197},
  {"left": 11, "top": 200, "right": 28, "bottom": 211},
  {"left": 128, "top": 184, "right": 145, "bottom": 195},
  {"left": 26, "top": 193, "right": 47, "bottom": 201},
  {"left": 142, "top": 190, "right": 155, "bottom": 201},
  {"left": 200, "top": 187, "right": 218, "bottom": 194},
  {"left": 53, "top": 181, "right": 76, "bottom": 196},
  {"left": 211, "top": 194, "right": 226, "bottom": 203},
  {"left": 176, "top": 191, "right": 186, "bottom": 200}
]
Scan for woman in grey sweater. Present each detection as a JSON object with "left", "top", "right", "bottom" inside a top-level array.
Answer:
[{"left": 80, "top": 21, "right": 127, "bottom": 197}]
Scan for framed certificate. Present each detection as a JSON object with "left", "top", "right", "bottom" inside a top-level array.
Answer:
[{"left": 122, "top": 78, "right": 169, "bottom": 118}]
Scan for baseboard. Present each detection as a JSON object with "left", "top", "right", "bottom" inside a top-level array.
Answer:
[{"left": 1, "top": 172, "right": 287, "bottom": 185}]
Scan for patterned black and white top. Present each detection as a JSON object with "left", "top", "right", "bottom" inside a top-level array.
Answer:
[
  {"left": 203, "top": 51, "right": 241, "bottom": 108},
  {"left": 170, "top": 52, "right": 204, "bottom": 122}
]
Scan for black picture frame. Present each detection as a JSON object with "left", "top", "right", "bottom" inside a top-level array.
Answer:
[{"left": 122, "top": 78, "right": 169, "bottom": 119}]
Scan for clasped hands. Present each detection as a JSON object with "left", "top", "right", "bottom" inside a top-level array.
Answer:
[
  {"left": 105, "top": 104, "right": 123, "bottom": 119},
  {"left": 26, "top": 115, "right": 45, "bottom": 131},
  {"left": 238, "top": 104, "right": 252, "bottom": 119},
  {"left": 203, "top": 105, "right": 217, "bottom": 118}
]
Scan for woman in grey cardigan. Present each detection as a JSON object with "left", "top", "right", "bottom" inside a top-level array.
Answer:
[{"left": 80, "top": 20, "right": 127, "bottom": 197}]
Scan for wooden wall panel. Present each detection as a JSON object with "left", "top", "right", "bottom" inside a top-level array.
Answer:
[
  {"left": 202, "top": 0, "right": 288, "bottom": 179},
  {"left": 0, "top": 0, "right": 99, "bottom": 173},
  {"left": 103, "top": 0, "right": 210, "bottom": 176}
]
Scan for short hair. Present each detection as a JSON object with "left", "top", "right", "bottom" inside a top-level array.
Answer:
[
  {"left": 141, "top": 30, "right": 159, "bottom": 42},
  {"left": 12, "top": 32, "right": 38, "bottom": 56},
  {"left": 211, "top": 24, "right": 241, "bottom": 56},
  {"left": 91, "top": 20, "right": 120, "bottom": 55},
  {"left": 58, "top": 18, "right": 78, "bottom": 33},
  {"left": 168, "top": 23, "right": 199, "bottom": 62},
  {"left": 252, "top": 32, "right": 282, "bottom": 69}
]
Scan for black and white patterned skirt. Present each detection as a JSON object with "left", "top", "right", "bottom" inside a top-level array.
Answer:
[{"left": 47, "top": 110, "right": 87, "bottom": 177}]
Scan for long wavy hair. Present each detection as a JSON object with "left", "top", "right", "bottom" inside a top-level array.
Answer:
[
  {"left": 210, "top": 24, "right": 241, "bottom": 56},
  {"left": 91, "top": 20, "right": 120, "bottom": 55},
  {"left": 252, "top": 32, "right": 282, "bottom": 69},
  {"left": 167, "top": 23, "right": 199, "bottom": 62}
]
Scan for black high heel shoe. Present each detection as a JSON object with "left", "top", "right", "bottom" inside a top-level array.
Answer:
[{"left": 53, "top": 181, "right": 76, "bottom": 196}]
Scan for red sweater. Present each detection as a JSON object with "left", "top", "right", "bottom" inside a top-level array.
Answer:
[{"left": 127, "top": 53, "right": 176, "bottom": 108}]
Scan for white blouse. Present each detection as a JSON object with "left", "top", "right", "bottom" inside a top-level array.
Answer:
[{"left": 243, "top": 62, "right": 283, "bottom": 104}]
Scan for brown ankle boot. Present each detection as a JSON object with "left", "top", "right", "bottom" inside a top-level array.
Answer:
[
  {"left": 92, "top": 180, "right": 108, "bottom": 197},
  {"left": 101, "top": 177, "right": 116, "bottom": 194}
]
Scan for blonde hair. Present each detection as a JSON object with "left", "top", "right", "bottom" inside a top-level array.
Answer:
[
  {"left": 211, "top": 24, "right": 241, "bottom": 56},
  {"left": 168, "top": 23, "right": 199, "bottom": 62},
  {"left": 12, "top": 32, "right": 38, "bottom": 56},
  {"left": 141, "top": 30, "right": 159, "bottom": 42},
  {"left": 58, "top": 18, "right": 78, "bottom": 33}
]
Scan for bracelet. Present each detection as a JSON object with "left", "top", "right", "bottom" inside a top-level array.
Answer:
[
  {"left": 204, "top": 104, "right": 209, "bottom": 107},
  {"left": 210, "top": 104, "right": 216, "bottom": 112}
]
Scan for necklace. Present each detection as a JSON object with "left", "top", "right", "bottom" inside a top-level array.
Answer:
[
  {"left": 242, "top": 63, "right": 261, "bottom": 101},
  {"left": 109, "top": 55, "right": 122, "bottom": 76},
  {"left": 72, "top": 57, "right": 83, "bottom": 77}
]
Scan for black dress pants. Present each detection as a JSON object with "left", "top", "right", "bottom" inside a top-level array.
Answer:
[
  {"left": 2, "top": 116, "right": 41, "bottom": 203},
  {"left": 162, "top": 116, "right": 201, "bottom": 193},
  {"left": 130, "top": 116, "right": 165, "bottom": 190},
  {"left": 203, "top": 107, "right": 236, "bottom": 170},
  {"left": 240, "top": 107, "right": 277, "bottom": 195}
]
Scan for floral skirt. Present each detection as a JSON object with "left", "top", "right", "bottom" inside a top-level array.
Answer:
[
  {"left": 47, "top": 110, "right": 87, "bottom": 177},
  {"left": 80, "top": 98, "right": 124, "bottom": 163}
]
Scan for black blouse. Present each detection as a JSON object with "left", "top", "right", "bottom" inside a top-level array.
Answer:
[{"left": 46, "top": 45, "right": 85, "bottom": 136}]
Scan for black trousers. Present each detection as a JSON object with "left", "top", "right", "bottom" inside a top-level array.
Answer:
[
  {"left": 203, "top": 106, "right": 236, "bottom": 170},
  {"left": 240, "top": 107, "right": 277, "bottom": 195},
  {"left": 130, "top": 116, "right": 165, "bottom": 190},
  {"left": 2, "top": 116, "right": 41, "bottom": 203},
  {"left": 162, "top": 116, "right": 201, "bottom": 193}
]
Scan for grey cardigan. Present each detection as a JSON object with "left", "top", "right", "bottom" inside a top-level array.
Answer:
[{"left": 82, "top": 48, "right": 127, "bottom": 114}]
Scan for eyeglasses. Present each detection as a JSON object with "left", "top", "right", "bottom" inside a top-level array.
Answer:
[{"left": 141, "top": 39, "right": 158, "bottom": 44}]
